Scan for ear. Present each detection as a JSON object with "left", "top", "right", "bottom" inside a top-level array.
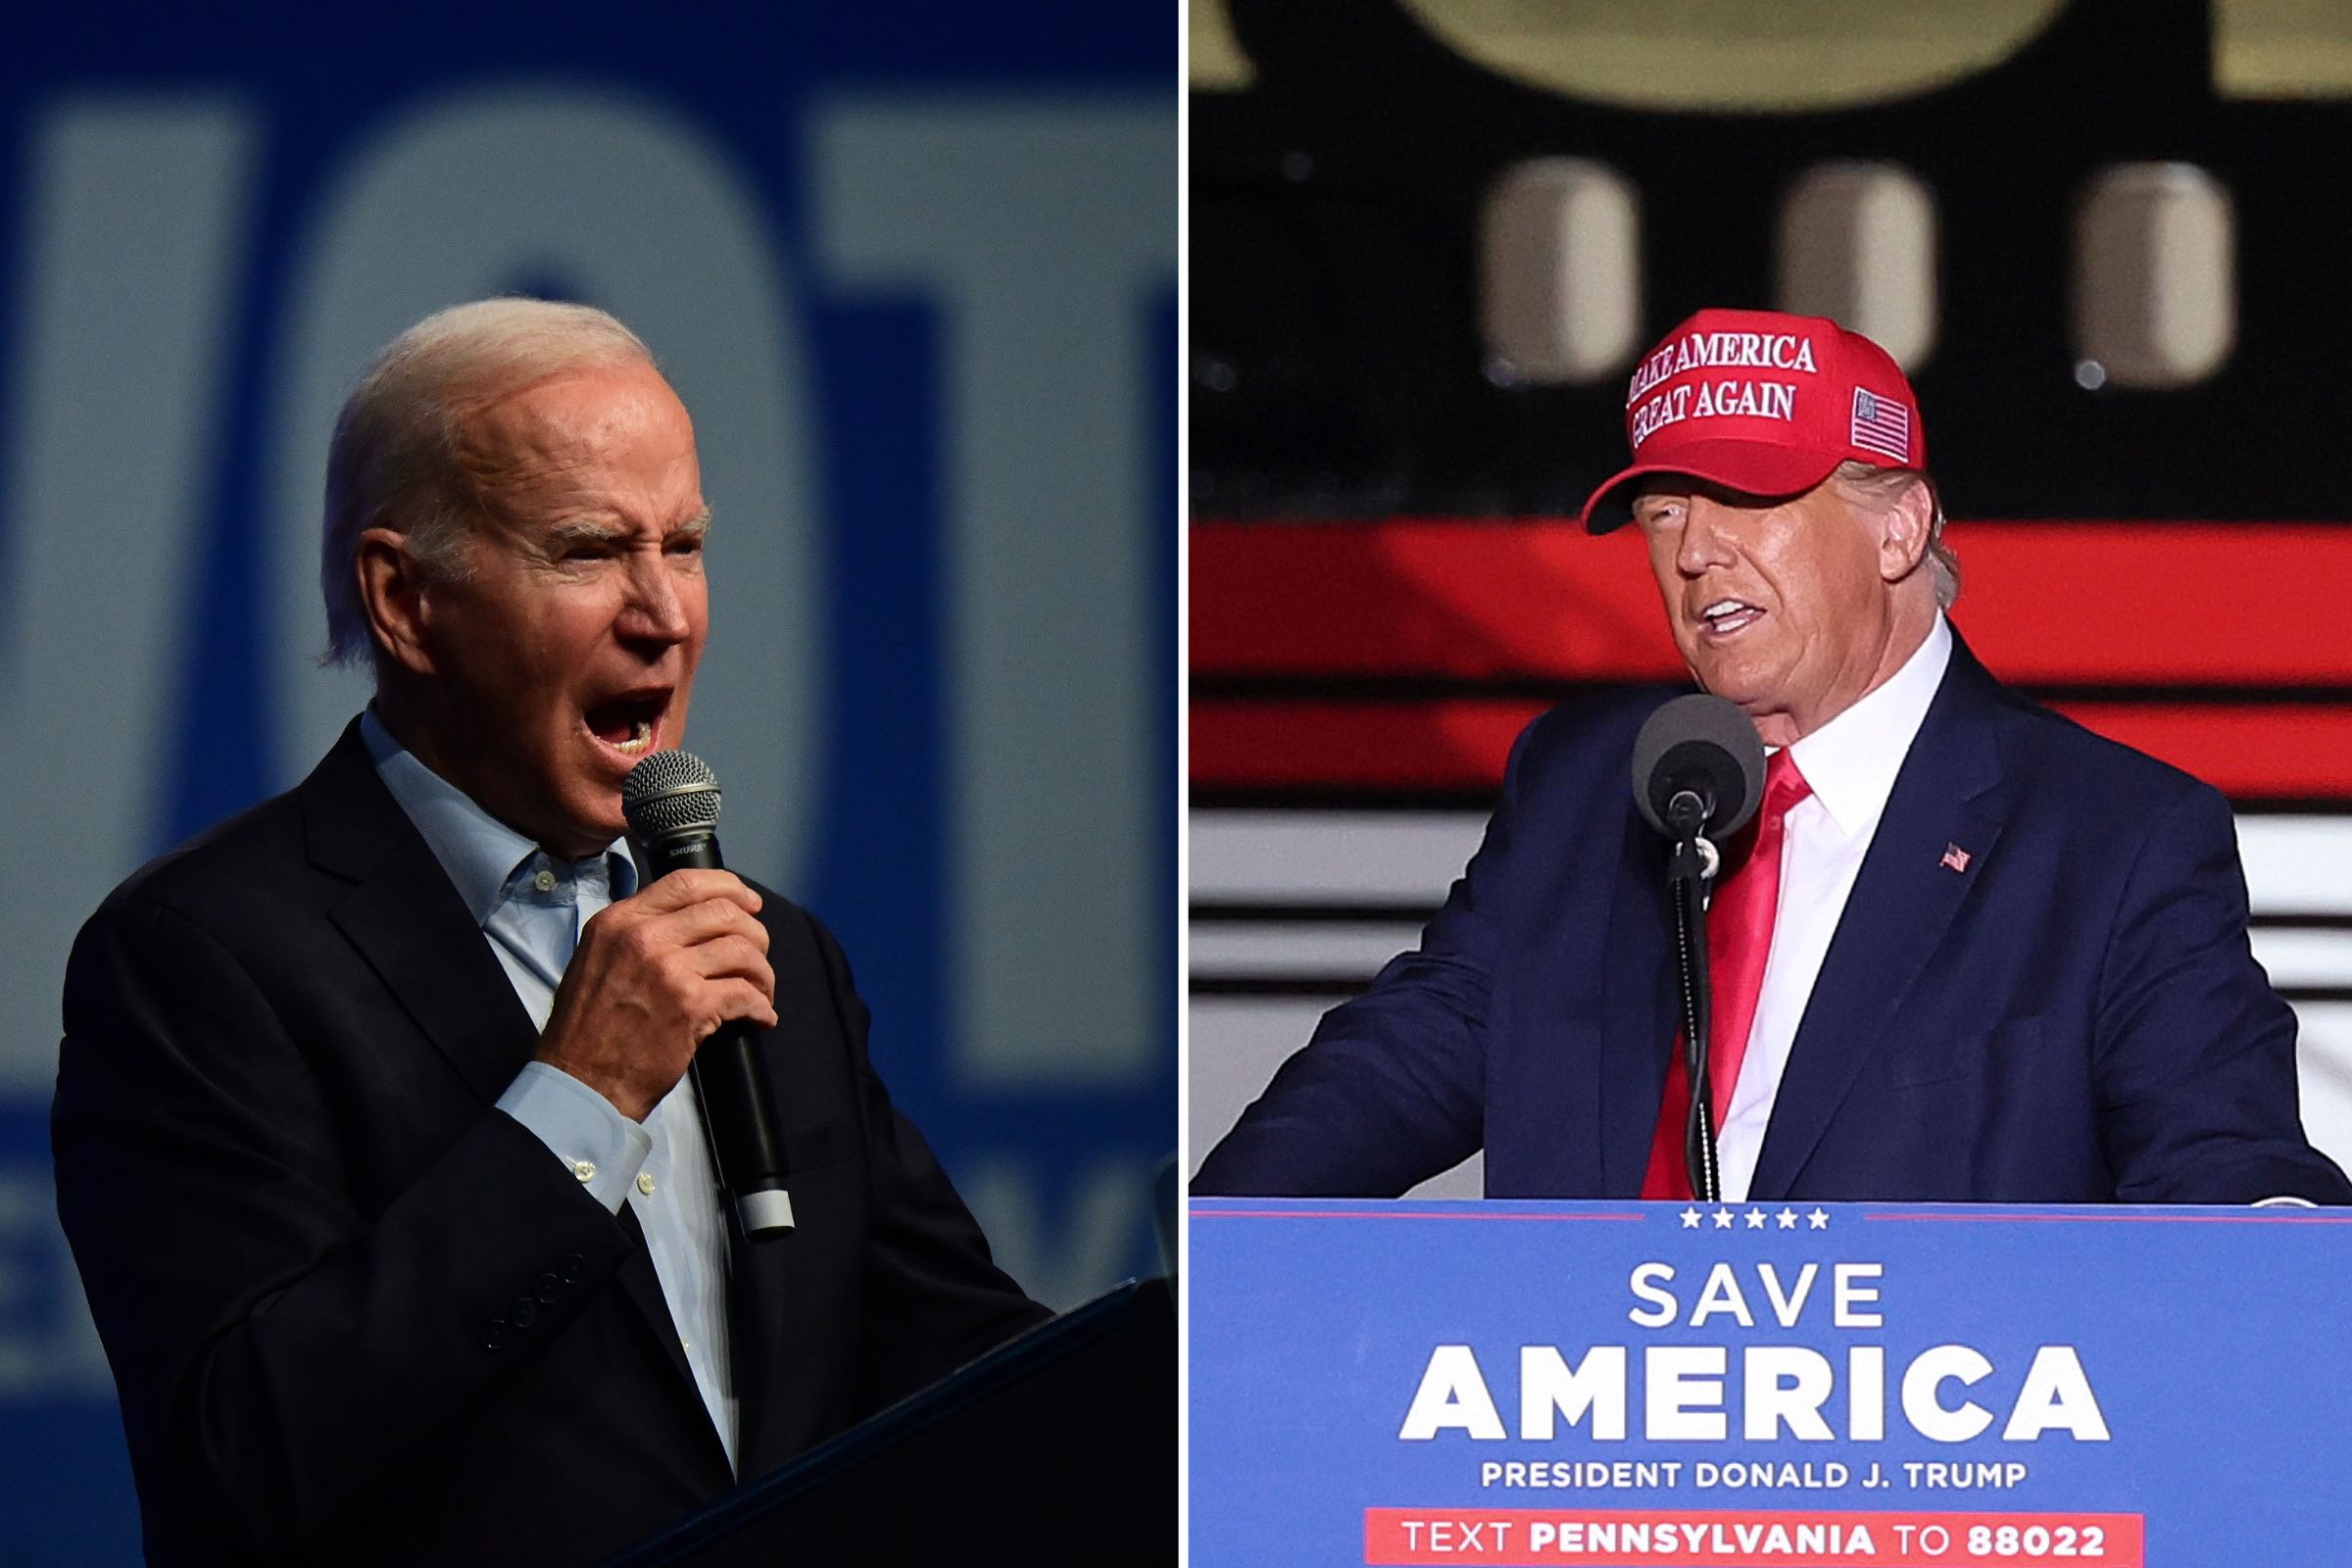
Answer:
[
  {"left": 355, "top": 526, "right": 440, "bottom": 677},
  {"left": 1875, "top": 476, "right": 1936, "bottom": 584}
]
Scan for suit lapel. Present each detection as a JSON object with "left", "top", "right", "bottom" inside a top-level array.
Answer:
[
  {"left": 687, "top": 1062, "right": 790, "bottom": 1479},
  {"left": 723, "top": 1016, "right": 828, "bottom": 1476},
  {"left": 611, "top": 1202, "right": 714, "bottom": 1423},
  {"left": 299, "top": 720, "right": 719, "bottom": 1431},
  {"left": 1598, "top": 807, "right": 1680, "bottom": 1195},
  {"left": 304, "top": 725, "right": 540, "bottom": 1102},
  {"left": 327, "top": 836, "right": 542, "bottom": 1102},
  {"left": 722, "top": 1202, "right": 790, "bottom": 1475},
  {"left": 1746, "top": 643, "right": 2011, "bottom": 1200}
]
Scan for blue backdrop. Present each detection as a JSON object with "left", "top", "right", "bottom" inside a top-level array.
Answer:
[{"left": 0, "top": 7, "right": 1172, "bottom": 1558}]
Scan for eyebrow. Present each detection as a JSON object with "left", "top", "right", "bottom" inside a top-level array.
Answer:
[{"left": 539, "top": 509, "right": 712, "bottom": 554}]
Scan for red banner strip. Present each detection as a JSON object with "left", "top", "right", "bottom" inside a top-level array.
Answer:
[
  {"left": 1193, "top": 519, "right": 2352, "bottom": 686},
  {"left": 1192, "top": 697, "right": 2352, "bottom": 800},
  {"left": 1193, "top": 521, "right": 1681, "bottom": 682},
  {"left": 1192, "top": 700, "right": 1542, "bottom": 792},
  {"left": 2050, "top": 704, "right": 2352, "bottom": 798},
  {"left": 1362, "top": 1508, "right": 2144, "bottom": 1567}
]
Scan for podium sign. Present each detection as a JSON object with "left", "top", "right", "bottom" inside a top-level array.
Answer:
[{"left": 1190, "top": 1200, "right": 2352, "bottom": 1565}]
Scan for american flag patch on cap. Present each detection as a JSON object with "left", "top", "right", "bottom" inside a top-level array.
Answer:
[{"left": 1851, "top": 387, "right": 1912, "bottom": 462}]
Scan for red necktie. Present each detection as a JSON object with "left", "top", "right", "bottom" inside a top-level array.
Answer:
[{"left": 1640, "top": 749, "right": 1813, "bottom": 1200}]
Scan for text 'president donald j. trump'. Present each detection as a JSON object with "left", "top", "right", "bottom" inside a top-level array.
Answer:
[
  {"left": 1196, "top": 307, "right": 2351, "bottom": 1208},
  {"left": 53, "top": 299, "right": 1049, "bottom": 1564}
]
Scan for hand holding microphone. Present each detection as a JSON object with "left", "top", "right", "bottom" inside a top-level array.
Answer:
[
  {"left": 536, "top": 751, "right": 798, "bottom": 1239},
  {"left": 535, "top": 869, "right": 775, "bottom": 1123}
]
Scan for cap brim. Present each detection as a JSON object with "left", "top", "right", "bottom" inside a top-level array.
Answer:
[{"left": 1578, "top": 442, "right": 1845, "bottom": 533}]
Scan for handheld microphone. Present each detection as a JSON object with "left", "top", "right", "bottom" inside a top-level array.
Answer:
[
  {"left": 1631, "top": 694, "right": 1767, "bottom": 846},
  {"left": 622, "top": 751, "right": 794, "bottom": 1241}
]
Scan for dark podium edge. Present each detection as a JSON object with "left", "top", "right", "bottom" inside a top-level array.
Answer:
[{"left": 602, "top": 1274, "right": 1174, "bottom": 1566}]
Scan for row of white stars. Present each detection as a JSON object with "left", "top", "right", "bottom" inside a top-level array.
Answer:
[{"left": 1680, "top": 1206, "right": 1830, "bottom": 1230}]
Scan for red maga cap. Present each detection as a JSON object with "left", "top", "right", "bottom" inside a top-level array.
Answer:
[{"left": 1579, "top": 308, "right": 1926, "bottom": 533}]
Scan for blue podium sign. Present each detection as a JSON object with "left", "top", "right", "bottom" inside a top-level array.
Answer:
[{"left": 1190, "top": 1199, "right": 2352, "bottom": 1565}]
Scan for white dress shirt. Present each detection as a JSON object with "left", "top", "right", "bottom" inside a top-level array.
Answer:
[
  {"left": 361, "top": 711, "right": 740, "bottom": 1469},
  {"left": 1713, "top": 615, "right": 1953, "bottom": 1201}
]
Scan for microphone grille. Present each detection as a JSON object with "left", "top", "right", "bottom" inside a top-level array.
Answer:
[
  {"left": 622, "top": 750, "right": 721, "bottom": 836},
  {"left": 1630, "top": 694, "right": 1766, "bottom": 838}
]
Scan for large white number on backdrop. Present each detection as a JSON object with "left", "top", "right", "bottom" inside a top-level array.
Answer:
[
  {"left": 0, "top": 101, "right": 257, "bottom": 1092},
  {"left": 266, "top": 88, "right": 818, "bottom": 888},
  {"left": 815, "top": 101, "right": 1173, "bottom": 1088}
]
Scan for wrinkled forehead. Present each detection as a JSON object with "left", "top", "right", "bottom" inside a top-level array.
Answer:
[{"left": 455, "top": 364, "right": 700, "bottom": 506}]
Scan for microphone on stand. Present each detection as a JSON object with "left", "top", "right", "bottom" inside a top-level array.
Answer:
[
  {"left": 622, "top": 751, "right": 795, "bottom": 1241},
  {"left": 1632, "top": 693, "right": 1766, "bottom": 851},
  {"left": 1631, "top": 696, "right": 1766, "bottom": 1201}
]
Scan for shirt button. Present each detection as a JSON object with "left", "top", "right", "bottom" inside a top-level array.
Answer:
[
  {"left": 533, "top": 868, "right": 557, "bottom": 893},
  {"left": 636, "top": 1172, "right": 657, "bottom": 1196},
  {"left": 571, "top": 1159, "right": 597, "bottom": 1182}
]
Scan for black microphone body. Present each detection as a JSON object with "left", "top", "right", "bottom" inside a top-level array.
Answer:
[
  {"left": 1632, "top": 693, "right": 1767, "bottom": 846},
  {"left": 1629, "top": 695, "right": 1767, "bottom": 1204},
  {"left": 624, "top": 754, "right": 795, "bottom": 1240}
]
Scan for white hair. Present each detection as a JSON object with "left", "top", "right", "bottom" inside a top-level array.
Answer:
[
  {"left": 319, "top": 297, "right": 654, "bottom": 666},
  {"left": 1832, "top": 460, "right": 1960, "bottom": 609}
]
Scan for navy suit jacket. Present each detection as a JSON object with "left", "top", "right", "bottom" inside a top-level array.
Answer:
[
  {"left": 1197, "top": 640, "right": 2352, "bottom": 1204},
  {"left": 53, "top": 722, "right": 1050, "bottom": 1566}
]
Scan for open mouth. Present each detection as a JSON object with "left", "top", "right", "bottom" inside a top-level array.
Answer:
[
  {"left": 1696, "top": 598, "right": 1764, "bottom": 638},
  {"left": 584, "top": 694, "right": 666, "bottom": 760}
]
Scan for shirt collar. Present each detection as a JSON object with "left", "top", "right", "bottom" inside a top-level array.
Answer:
[
  {"left": 1782, "top": 612, "right": 1953, "bottom": 839},
  {"left": 360, "top": 709, "right": 636, "bottom": 924}
]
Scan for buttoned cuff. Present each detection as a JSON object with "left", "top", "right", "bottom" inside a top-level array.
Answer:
[{"left": 496, "top": 1061, "right": 652, "bottom": 1214}]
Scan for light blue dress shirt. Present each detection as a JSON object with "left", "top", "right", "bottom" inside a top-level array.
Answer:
[{"left": 361, "top": 711, "right": 739, "bottom": 1470}]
